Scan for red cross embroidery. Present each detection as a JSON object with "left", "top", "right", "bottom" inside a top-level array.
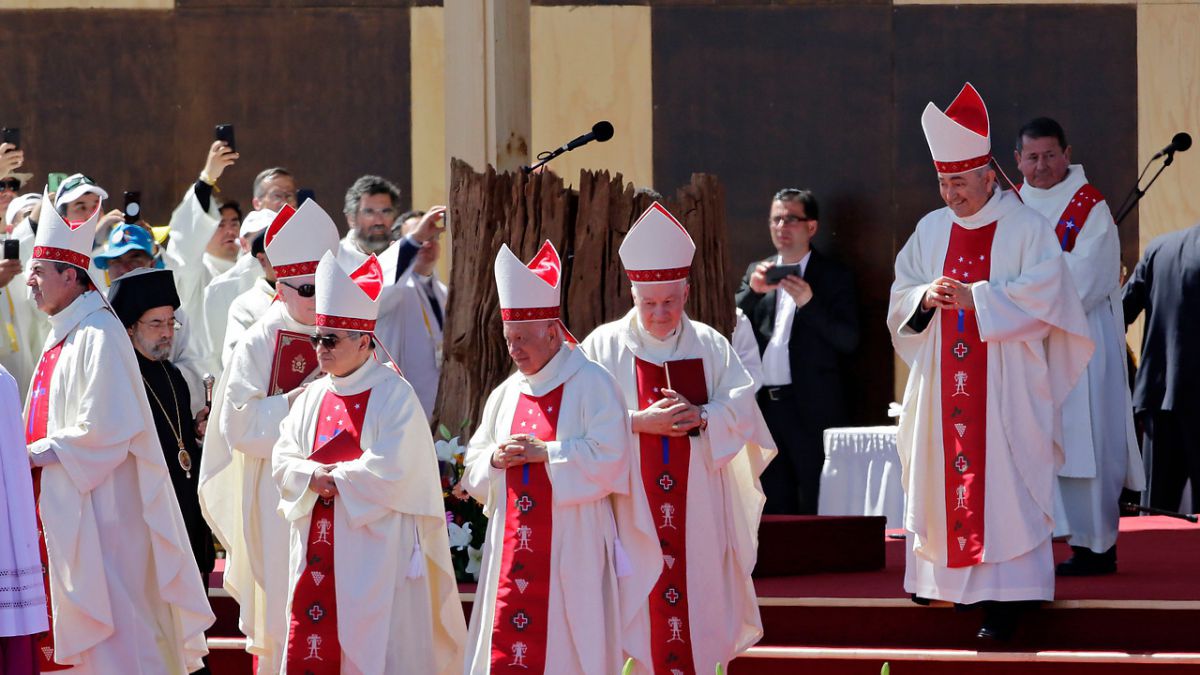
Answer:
[
  {"left": 664, "top": 587, "right": 680, "bottom": 605},
  {"left": 307, "top": 603, "right": 325, "bottom": 622},
  {"left": 512, "top": 611, "right": 530, "bottom": 630},
  {"left": 954, "top": 454, "right": 969, "bottom": 474},
  {"left": 658, "top": 473, "right": 675, "bottom": 492},
  {"left": 953, "top": 340, "right": 969, "bottom": 359},
  {"left": 515, "top": 494, "right": 534, "bottom": 512}
]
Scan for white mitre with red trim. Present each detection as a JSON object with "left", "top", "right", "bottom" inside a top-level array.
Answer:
[
  {"left": 32, "top": 189, "right": 101, "bottom": 271},
  {"left": 619, "top": 201, "right": 695, "bottom": 284},
  {"left": 264, "top": 199, "right": 340, "bottom": 279},
  {"left": 494, "top": 240, "right": 576, "bottom": 343},
  {"left": 315, "top": 250, "right": 383, "bottom": 332},
  {"left": 921, "top": 82, "right": 992, "bottom": 176}
]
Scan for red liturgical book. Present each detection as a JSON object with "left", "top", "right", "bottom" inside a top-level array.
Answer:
[
  {"left": 666, "top": 358, "right": 708, "bottom": 437},
  {"left": 268, "top": 329, "right": 319, "bottom": 396}
]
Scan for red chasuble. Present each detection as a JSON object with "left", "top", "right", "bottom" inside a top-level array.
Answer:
[
  {"left": 1053, "top": 185, "right": 1103, "bottom": 252},
  {"left": 285, "top": 389, "right": 371, "bottom": 674},
  {"left": 26, "top": 340, "right": 72, "bottom": 671},
  {"left": 268, "top": 330, "right": 319, "bottom": 396},
  {"left": 490, "top": 385, "right": 564, "bottom": 674},
  {"left": 636, "top": 358, "right": 697, "bottom": 674},
  {"left": 939, "top": 222, "right": 996, "bottom": 568}
]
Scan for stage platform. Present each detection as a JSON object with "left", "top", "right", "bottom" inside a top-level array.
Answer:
[{"left": 205, "top": 516, "right": 1199, "bottom": 673}]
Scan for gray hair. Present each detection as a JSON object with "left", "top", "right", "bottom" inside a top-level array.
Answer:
[
  {"left": 252, "top": 167, "right": 292, "bottom": 200},
  {"left": 343, "top": 175, "right": 401, "bottom": 216}
]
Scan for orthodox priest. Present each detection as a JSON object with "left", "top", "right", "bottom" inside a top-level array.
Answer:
[
  {"left": 580, "top": 203, "right": 774, "bottom": 674},
  {"left": 1013, "top": 117, "right": 1144, "bottom": 575},
  {"left": 462, "top": 241, "right": 658, "bottom": 674},
  {"left": 199, "top": 199, "right": 339, "bottom": 674},
  {"left": 273, "top": 251, "right": 465, "bottom": 674},
  {"left": 24, "top": 191, "right": 213, "bottom": 672},
  {"left": 888, "top": 84, "right": 1092, "bottom": 640}
]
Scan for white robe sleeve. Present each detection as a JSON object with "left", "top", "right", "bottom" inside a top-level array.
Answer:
[
  {"left": 545, "top": 365, "right": 631, "bottom": 507},
  {"left": 162, "top": 186, "right": 219, "bottom": 305},
  {"left": 698, "top": 335, "right": 760, "bottom": 472},
  {"left": 888, "top": 219, "right": 939, "bottom": 360},
  {"left": 463, "top": 383, "right": 505, "bottom": 508},
  {"left": 220, "top": 337, "right": 291, "bottom": 460},
  {"left": 1062, "top": 202, "right": 1120, "bottom": 313},
  {"left": 27, "top": 326, "right": 140, "bottom": 494}
]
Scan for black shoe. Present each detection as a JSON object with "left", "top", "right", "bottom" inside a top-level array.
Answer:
[
  {"left": 1056, "top": 545, "right": 1117, "bottom": 576},
  {"left": 976, "top": 601, "right": 1023, "bottom": 641},
  {"left": 910, "top": 593, "right": 931, "bottom": 606}
]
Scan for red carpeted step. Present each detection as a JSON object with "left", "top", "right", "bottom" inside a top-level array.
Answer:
[
  {"left": 755, "top": 516, "right": 887, "bottom": 576},
  {"left": 729, "top": 654, "right": 1200, "bottom": 674}
]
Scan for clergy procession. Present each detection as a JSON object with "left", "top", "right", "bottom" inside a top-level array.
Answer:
[{"left": 0, "top": 9, "right": 1197, "bottom": 669}]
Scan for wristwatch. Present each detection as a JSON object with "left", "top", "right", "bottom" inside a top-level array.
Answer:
[{"left": 698, "top": 406, "right": 709, "bottom": 431}]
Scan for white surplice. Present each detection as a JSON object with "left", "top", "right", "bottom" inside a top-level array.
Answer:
[
  {"left": 888, "top": 189, "right": 1093, "bottom": 603},
  {"left": 580, "top": 310, "right": 775, "bottom": 672},
  {"left": 201, "top": 252, "right": 264, "bottom": 373},
  {"left": 0, "top": 364, "right": 45, "bottom": 638},
  {"left": 163, "top": 185, "right": 233, "bottom": 368},
  {"left": 221, "top": 277, "right": 276, "bottom": 370},
  {"left": 199, "top": 301, "right": 317, "bottom": 674},
  {"left": 1020, "top": 166, "right": 1145, "bottom": 552},
  {"left": 374, "top": 269, "right": 447, "bottom": 421},
  {"left": 462, "top": 345, "right": 660, "bottom": 675},
  {"left": 273, "top": 357, "right": 466, "bottom": 674},
  {"left": 25, "top": 291, "right": 214, "bottom": 672}
]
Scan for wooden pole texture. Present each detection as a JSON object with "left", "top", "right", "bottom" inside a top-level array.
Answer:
[{"left": 434, "top": 159, "right": 732, "bottom": 431}]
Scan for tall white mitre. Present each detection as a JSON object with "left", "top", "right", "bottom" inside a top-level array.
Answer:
[
  {"left": 618, "top": 201, "right": 695, "bottom": 284},
  {"left": 32, "top": 189, "right": 102, "bottom": 272},
  {"left": 314, "top": 250, "right": 383, "bottom": 332},
  {"left": 920, "top": 81, "right": 992, "bottom": 176},
  {"left": 263, "top": 199, "right": 340, "bottom": 279},
  {"left": 494, "top": 239, "right": 576, "bottom": 343}
]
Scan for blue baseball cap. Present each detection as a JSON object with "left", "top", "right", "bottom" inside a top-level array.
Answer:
[{"left": 94, "top": 224, "right": 155, "bottom": 270}]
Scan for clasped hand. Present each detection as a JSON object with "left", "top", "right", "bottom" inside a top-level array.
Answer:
[
  {"left": 631, "top": 388, "right": 701, "bottom": 437},
  {"left": 309, "top": 464, "right": 339, "bottom": 498},
  {"left": 491, "top": 434, "right": 549, "bottom": 469},
  {"left": 922, "top": 276, "right": 974, "bottom": 312}
]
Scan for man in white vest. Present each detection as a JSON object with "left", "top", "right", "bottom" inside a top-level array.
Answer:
[
  {"left": 888, "top": 83, "right": 1092, "bottom": 640},
  {"left": 1013, "top": 116, "right": 1144, "bottom": 575},
  {"left": 463, "top": 241, "right": 658, "bottom": 674},
  {"left": 580, "top": 203, "right": 774, "bottom": 673}
]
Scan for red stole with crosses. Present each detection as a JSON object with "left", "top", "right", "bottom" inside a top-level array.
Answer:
[
  {"left": 26, "top": 340, "right": 72, "bottom": 671},
  {"left": 285, "top": 389, "right": 371, "bottom": 674},
  {"left": 489, "top": 385, "right": 564, "bottom": 674},
  {"left": 939, "top": 222, "right": 996, "bottom": 568},
  {"left": 635, "top": 358, "right": 697, "bottom": 675}
]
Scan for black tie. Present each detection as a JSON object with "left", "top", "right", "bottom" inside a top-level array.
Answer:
[{"left": 423, "top": 278, "right": 443, "bottom": 330}]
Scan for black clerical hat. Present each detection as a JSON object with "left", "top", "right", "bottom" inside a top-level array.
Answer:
[{"left": 107, "top": 267, "right": 181, "bottom": 328}]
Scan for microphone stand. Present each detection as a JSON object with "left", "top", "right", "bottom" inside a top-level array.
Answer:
[
  {"left": 521, "top": 149, "right": 561, "bottom": 175},
  {"left": 1114, "top": 150, "right": 1180, "bottom": 225}
]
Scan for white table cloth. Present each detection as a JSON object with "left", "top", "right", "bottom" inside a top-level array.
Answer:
[{"left": 819, "top": 426, "right": 905, "bottom": 529}]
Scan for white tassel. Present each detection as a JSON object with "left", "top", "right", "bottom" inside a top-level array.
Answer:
[
  {"left": 406, "top": 525, "right": 425, "bottom": 579},
  {"left": 614, "top": 536, "right": 633, "bottom": 579}
]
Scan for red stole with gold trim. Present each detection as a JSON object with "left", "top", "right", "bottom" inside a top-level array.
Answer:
[
  {"left": 26, "top": 340, "right": 71, "bottom": 671},
  {"left": 940, "top": 222, "right": 996, "bottom": 568},
  {"left": 635, "top": 358, "right": 697, "bottom": 674},
  {"left": 284, "top": 389, "right": 371, "bottom": 674},
  {"left": 269, "top": 329, "right": 318, "bottom": 396},
  {"left": 489, "top": 385, "right": 563, "bottom": 674}
]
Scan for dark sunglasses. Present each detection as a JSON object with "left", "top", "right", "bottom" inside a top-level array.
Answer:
[
  {"left": 280, "top": 280, "right": 316, "bottom": 298},
  {"left": 309, "top": 333, "right": 345, "bottom": 349},
  {"left": 0, "top": 179, "right": 20, "bottom": 191}
]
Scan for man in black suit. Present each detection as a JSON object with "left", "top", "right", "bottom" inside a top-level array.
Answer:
[
  {"left": 736, "top": 188, "right": 859, "bottom": 514},
  {"left": 1123, "top": 221, "right": 1200, "bottom": 512}
]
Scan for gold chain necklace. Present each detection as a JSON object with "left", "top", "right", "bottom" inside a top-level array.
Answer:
[{"left": 141, "top": 360, "right": 193, "bottom": 478}]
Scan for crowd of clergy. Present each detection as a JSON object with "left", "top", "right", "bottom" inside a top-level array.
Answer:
[{"left": 0, "top": 78, "right": 1195, "bottom": 673}]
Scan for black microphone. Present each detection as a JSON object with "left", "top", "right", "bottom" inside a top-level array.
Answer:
[
  {"left": 561, "top": 121, "right": 615, "bottom": 153},
  {"left": 1152, "top": 132, "right": 1193, "bottom": 160}
]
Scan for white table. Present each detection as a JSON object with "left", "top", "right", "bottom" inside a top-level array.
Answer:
[{"left": 818, "top": 426, "right": 905, "bottom": 530}]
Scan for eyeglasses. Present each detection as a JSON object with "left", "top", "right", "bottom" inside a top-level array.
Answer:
[
  {"left": 358, "top": 207, "right": 397, "bottom": 220},
  {"left": 769, "top": 215, "right": 813, "bottom": 227},
  {"left": 0, "top": 179, "right": 20, "bottom": 192},
  {"left": 279, "top": 280, "right": 316, "bottom": 298},
  {"left": 309, "top": 333, "right": 345, "bottom": 349},
  {"left": 137, "top": 317, "right": 182, "bottom": 331}
]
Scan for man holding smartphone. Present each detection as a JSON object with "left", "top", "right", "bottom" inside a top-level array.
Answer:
[{"left": 736, "top": 188, "right": 860, "bottom": 515}]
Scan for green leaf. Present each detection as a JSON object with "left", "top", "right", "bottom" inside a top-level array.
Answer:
[
  {"left": 622, "top": 658, "right": 634, "bottom": 675},
  {"left": 881, "top": 663, "right": 890, "bottom": 675},
  {"left": 460, "top": 418, "right": 473, "bottom": 431},
  {"left": 716, "top": 664, "right": 725, "bottom": 675},
  {"left": 437, "top": 423, "right": 452, "bottom": 440}
]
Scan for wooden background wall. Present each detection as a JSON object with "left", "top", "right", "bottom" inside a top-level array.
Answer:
[{"left": 2, "top": 0, "right": 1197, "bottom": 425}]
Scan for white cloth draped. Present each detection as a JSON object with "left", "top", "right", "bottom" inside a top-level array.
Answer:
[
  {"left": 888, "top": 189, "right": 1093, "bottom": 602},
  {"left": 374, "top": 270, "right": 447, "bottom": 421},
  {"left": 0, "top": 364, "right": 46, "bottom": 637},
  {"left": 580, "top": 310, "right": 775, "bottom": 672},
  {"left": 202, "top": 252, "right": 264, "bottom": 374},
  {"left": 819, "top": 426, "right": 905, "bottom": 530},
  {"left": 221, "top": 277, "right": 276, "bottom": 370},
  {"left": 163, "top": 186, "right": 227, "bottom": 368},
  {"left": 462, "top": 346, "right": 660, "bottom": 675},
  {"left": 273, "top": 357, "right": 466, "bottom": 674},
  {"left": 25, "top": 291, "right": 213, "bottom": 672}
]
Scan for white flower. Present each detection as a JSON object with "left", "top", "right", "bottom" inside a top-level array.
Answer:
[
  {"left": 466, "top": 546, "right": 483, "bottom": 579},
  {"left": 435, "top": 437, "right": 463, "bottom": 463},
  {"left": 447, "top": 521, "right": 473, "bottom": 550}
]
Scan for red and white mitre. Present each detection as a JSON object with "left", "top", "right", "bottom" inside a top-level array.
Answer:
[
  {"left": 32, "top": 189, "right": 101, "bottom": 271},
  {"left": 264, "top": 199, "right": 340, "bottom": 280},
  {"left": 314, "top": 250, "right": 383, "bottom": 333},
  {"left": 921, "top": 82, "right": 992, "bottom": 176},
  {"left": 619, "top": 201, "right": 695, "bottom": 284},
  {"left": 494, "top": 240, "right": 576, "bottom": 343}
]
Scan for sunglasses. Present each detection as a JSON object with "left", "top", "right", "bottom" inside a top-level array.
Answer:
[
  {"left": 280, "top": 280, "right": 316, "bottom": 298},
  {"left": 0, "top": 179, "right": 20, "bottom": 192},
  {"left": 309, "top": 332, "right": 349, "bottom": 349}
]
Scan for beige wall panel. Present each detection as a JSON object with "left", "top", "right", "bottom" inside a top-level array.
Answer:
[
  {"left": 411, "top": 5, "right": 447, "bottom": 210},
  {"left": 530, "top": 5, "right": 653, "bottom": 190},
  {"left": 0, "top": 0, "right": 171, "bottom": 7}
]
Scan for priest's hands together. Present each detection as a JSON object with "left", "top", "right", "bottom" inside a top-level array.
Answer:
[
  {"left": 309, "top": 465, "right": 339, "bottom": 499},
  {"left": 632, "top": 389, "right": 701, "bottom": 437},
  {"left": 491, "top": 435, "right": 548, "bottom": 469},
  {"left": 922, "top": 276, "right": 975, "bottom": 312}
]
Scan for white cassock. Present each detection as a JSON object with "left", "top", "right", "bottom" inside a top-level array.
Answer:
[
  {"left": 581, "top": 310, "right": 774, "bottom": 672},
  {"left": 199, "top": 301, "right": 318, "bottom": 674},
  {"left": 374, "top": 269, "right": 447, "bottom": 420},
  {"left": 731, "top": 307, "right": 764, "bottom": 392},
  {"left": 222, "top": 277, "right": 276, "bottom": 369},
  {"left": 201, "top": 253, "right": 264, "bottom": 373},
  {"left": 273, "top": 357, "right": 466, "bottom": 674},
  {"left": 26, "top": 291, "right": 213, "bottom": 672},
  {"left": 462, "top": 345, "right": 660, "bottom": 675},
  {"left": 0, "top": 364, "right": 46, "bottom": 638},
  {"left": 5, "top": 219, "right": 50, "bottom": 399},
  {"left": 1020, "top": 165, "right": 1145, "bottom": 552},
  {"left": 888, "top": 189, "right": 1093, "bottom": 603},
  {"left": 163, "top": 185, "right": 235, "bottom": 367}
]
